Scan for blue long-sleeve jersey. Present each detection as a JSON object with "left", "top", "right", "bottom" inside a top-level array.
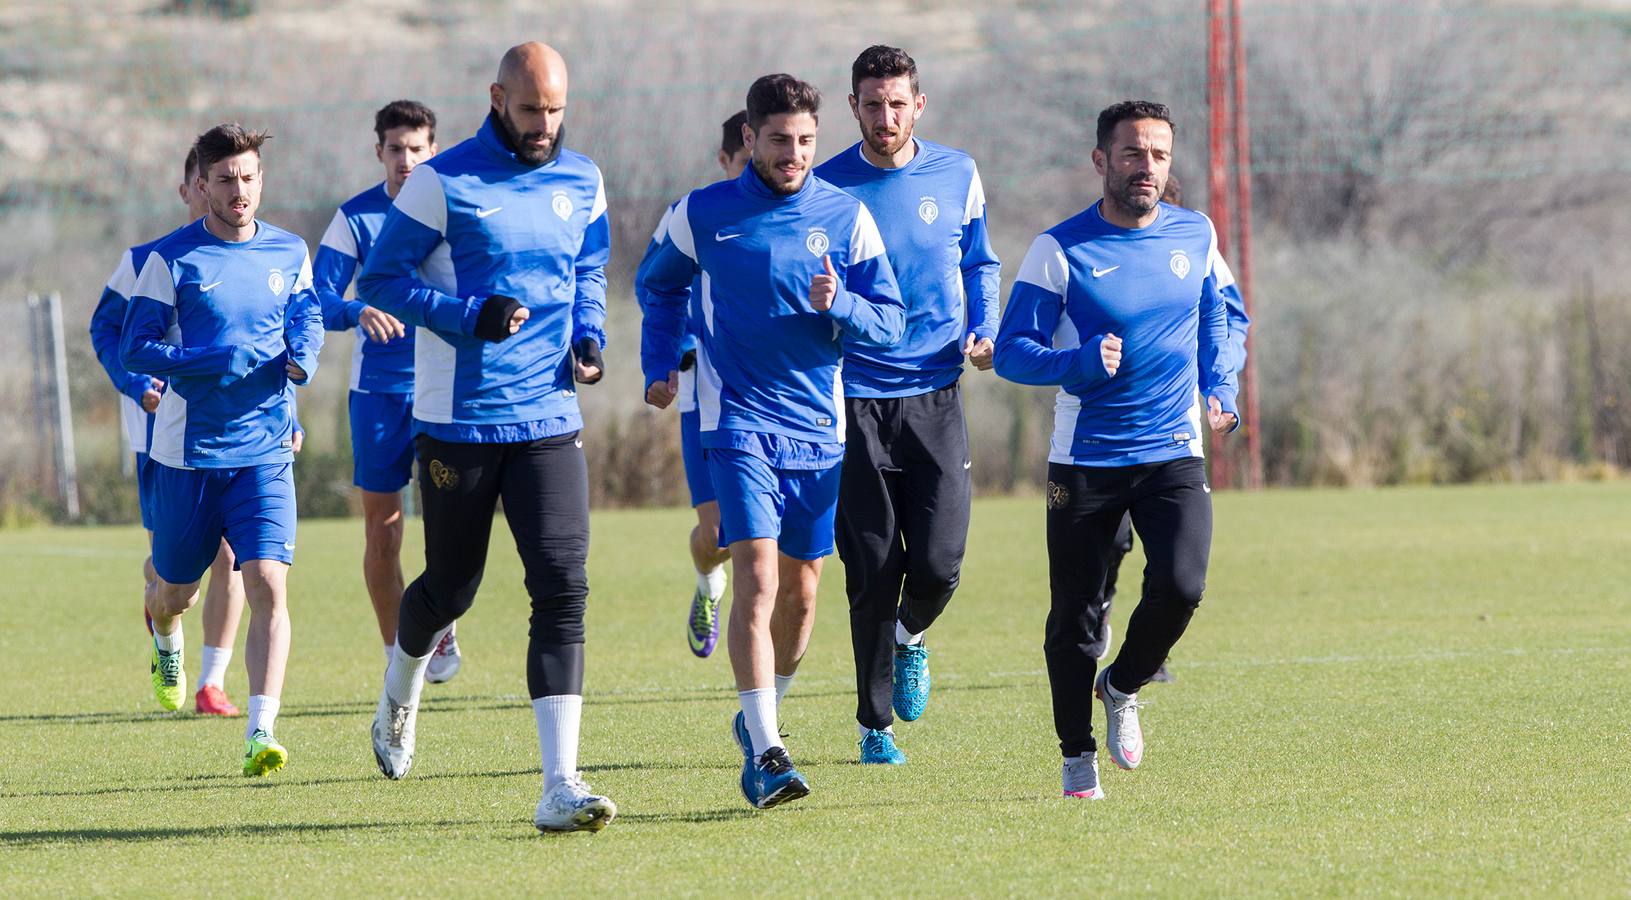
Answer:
[
  {"left": 814, "top": 139, "right": 1001, "bottom": 397},
  {"left": 314, "top": 182, "right": 414, "bottom": 394},
  {"left": 90, "top": 235, "right": 173, "bottom": 454},
  {"left": 358, "top": 115, "right": 609, "bottom": 444},
  {"left": 640, "top": 166, "right": 906, "bottom": 454},
  {"left": 633, "top": 198, "right": 706, "bottom": 413},
  {"left": 994, "top": 201, "right": 1243, "bottom": 468},
  {"left": 120, "top": 219, "right": 324, "bottom": 469}
]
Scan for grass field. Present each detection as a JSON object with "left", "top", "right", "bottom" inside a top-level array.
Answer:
[{"left": 2, "top": 483, "right": 1629, "bottom": 896}]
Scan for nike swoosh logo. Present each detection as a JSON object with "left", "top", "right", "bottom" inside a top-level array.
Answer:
[
  {"left": 283, "top": 542, "right": 296, "bottom": 551},
  {"left": 715, "top": 231, "right": 745, "bottom": 241},
  {"left": 963, "top": 460, "right": 972, "bottom": 470},
  {"left": 201, "top": 280, "right": 224, "bottom": 291},
  {"left": 1091, "top": 266, "right": 1119, "bottom": 278},
  {"left": 475, "top": 207, "right": 502, "bottom": 218},
  {"left": 1202, "top": 484, "right": 1212, "bottom": 494}
]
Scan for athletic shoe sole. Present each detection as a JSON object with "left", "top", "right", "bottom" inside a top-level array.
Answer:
[
  {"left": 536, "top": 798, "right": 617, "bottom": 833},
  {"left": 244, "top": 745, "right": 287, "bottom": 777}
]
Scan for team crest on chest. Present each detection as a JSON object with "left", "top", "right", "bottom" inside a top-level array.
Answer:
[
  {"left": 267, "top": 269, "right": 285, "bottom": 294},
  {"left": 1169, "top": 249, "right": 1191, "bottom": 279},
  {"left": 551, "top": 190, "right": 573, "bottom": 220},
  {"left": 806, "top": 227, "right": 829, "bottom": 256},
  {"left": 918, "top": 196, "right": 939, "bottom": 225}
]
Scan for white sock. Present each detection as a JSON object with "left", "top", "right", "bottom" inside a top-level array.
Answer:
[
  {"left": 383, "top": 644, "right": 394, "bottom": 667},
  {"left": 739, "top": 688, "right": 782, "bottom": 759},
  {"left": 533, "top": 694, "right": 583, "bottom": 790},
  {"left": 697, "top": 564, "right": 727, "bottom": 600},
  {"left": 152, "top": 622, "right": 183, "bottom": 653},
  {"left": 384, "top": 641, "right": 432, "bottom": 707},
  {"left": 246, "top": 694, "right": 280, "bottom": 738},
  {"left": 859, "top": 722, "right": 894, "bottom": 738},
  {"left": 895, "top": 620, "right": 924, "bottom": 646},
  {"left": 197, "top": 645, "right": 232, "bottom": 691},
  {"left": 773, "top": 672, "right": 796, "bottom": 707}
]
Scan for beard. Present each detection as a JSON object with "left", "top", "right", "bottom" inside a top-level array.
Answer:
[
  {"left": 498, "top": 107, "right": 563, "bottom": 167},
  {"left": 210, "top": 195, "right": 253, "bottom": 227},
  {"left": 862, "top": 120, "right": 914, "bottom": 159},
  {"left": 752, "top": 154, "right": 807, "bottom": 195},
  {"left": 1108, "top": 171, "right": 1162, "bottom": 216}
]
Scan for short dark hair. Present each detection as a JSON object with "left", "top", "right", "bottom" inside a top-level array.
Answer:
[
  {"left": 1095, "top": 100, "right": 1175, "bottom": 152},
  {"left": 720, "top": 110, "right": 748, "bottom": 156},
  {"left": 850, "top": 44, "right": 919, "bottom": 98},
  {"left": 745, "top": 74, "right": 821, "bottom": 131},
  {"left": 183, "top": 146, "right": 199, "bottom": 183},
  {"left": 193, "top": 123, "right": 271, "bottom": 177},
  {"left": 374, "top": 100, "right": 437, "bottom": 146}
]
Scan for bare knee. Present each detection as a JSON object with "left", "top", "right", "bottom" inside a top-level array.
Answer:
[{"left": 151, "top": 579, "right": 201, "bottom": 617}]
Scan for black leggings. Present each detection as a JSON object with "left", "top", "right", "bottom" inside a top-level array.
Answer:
[
  {"left": 836, "top": 384, "right": 972, "bottom": 730},
  {"left": 1044, "top": 457, "right": 1212, "bottom": 755},
  {"left": 397, "top": 432, "right": 590, "bottom": 698}
]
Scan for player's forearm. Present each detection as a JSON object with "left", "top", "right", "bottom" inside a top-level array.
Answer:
[
  {"left": 640, "top": 302, "right": 687, "bottom": 388},
  {"left": 962, "top": 264, "right": 1002, "bottom": 341},
  {"left": 993, "top": 334, "right": 1093, "bottom": 386},
  {"left": 285, "top": 293, "right": 326, "bottom": 382}
]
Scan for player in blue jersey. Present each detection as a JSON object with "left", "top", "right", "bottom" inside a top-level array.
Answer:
[
  {"left": 90, "top": 145, "right": 250, "bottom": 717},
  {"left": 359, "top": 43, "right": 617, "bottom": 833},
  {"left": 815, "top": 45, "right": 1001, "bottom": 764},
  {"left": 994, "top": 101, "right": 1245, "bottom": 800},
  {"left": 121, "top": 123, "right": 325, "bottom": 776},
  {"left": 313, "top": 100, "right": 465, "bottom": 679},
  {"left": 1089, "top": 173, "right": 1250, "bottom": 683},
  {"left": 633, "top": 110, "right": 750, "bottom": 660},
  {"left": 641, "top": 74, "right": 906, "bottom": 809}
]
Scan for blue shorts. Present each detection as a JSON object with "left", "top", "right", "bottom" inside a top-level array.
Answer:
[
  {"left": 680, "top": 410, "right": 715, "bottom": 507},
  {"left": 149, "top": 462, "right": 296, "bottom": 585},
  {"left": 707, "top": 449, "right": 840, "bottom": 560},
  {"left": 135, "top": 452, "right": 158, "bottom": 532},
  {"left": 350, "top": 391, "right": 415, "bottom": 493}
]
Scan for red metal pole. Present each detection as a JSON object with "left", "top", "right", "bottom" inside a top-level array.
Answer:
[
  {"left": 1206, "top": 0, "right": 1235, "bottom": 488},
  {"left": 1229, "top": 0, "right": 1262, "bottom": 489}
]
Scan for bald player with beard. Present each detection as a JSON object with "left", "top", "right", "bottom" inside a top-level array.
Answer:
[{"left": 360, "top": 42, "right": 616, "bottom": 833}]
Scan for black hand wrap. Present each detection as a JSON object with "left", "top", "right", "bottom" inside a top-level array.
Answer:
[
  {"left": 679, "top": 349, "right": 697, "bottom": 372},
  {"left": 473, "top": 294, "right": 523, "bottom": 342},
  {"left": 573, "top": 337, "right": 604, "bottom": 384}
]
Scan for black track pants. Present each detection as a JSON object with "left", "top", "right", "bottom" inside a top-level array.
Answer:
[
  {"left": 836, "top": 383, "right": 972, "bottom": 731},
  {"left": 1044, "top": 457, "right": 1211, "bottom": 755},
  {"left": 397, "top": 431, "right": 590, "bottom": 698}
]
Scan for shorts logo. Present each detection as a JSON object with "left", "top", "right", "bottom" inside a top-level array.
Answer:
[
  {"left": 1169, "top": 249, "right": 1191, "bottom": 279},
  {"left": 551, "top": 190, "right": 573, "bottom": 220},
  {"left": 918, "top": 196, "right": 939, "bottom": 225},
  {"left": 805, "top": 228, "right": 829, "bottom": 256},
  {"left": 268, "top": 270, "right": 285, "bottom": 295},
  {"left": 428, "top": 459, "right": 459, "bottom": 490},
  {"left": 1046, "top": 480, "right": 1070, "bottom": 510}
]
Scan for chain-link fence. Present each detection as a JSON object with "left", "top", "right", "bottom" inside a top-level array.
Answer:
[{"left": 2, "top": 0, "right": 1628, "bottom": 521}]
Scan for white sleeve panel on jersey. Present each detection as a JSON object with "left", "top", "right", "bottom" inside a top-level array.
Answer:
[
  {"left": 850, "top": 202, "right": 887, "bottom": 264},
  {"left": 1015, "top": 233, "right": 1068, "bottom": 296},
  {"left": 589, "top": 168, "right": 609, "bottom": 221},
  {"left": 394, "top": 164, "right": 447, "bottom": 233},
  {"left": 105, "top": 249, "right": 137, "bottom": 295},
  {"left": 667, "top": 194, "right": 698, "bottom": 260},
  {"left": 1205, "top": 220, "right": 1237, "bottom": 289},
  {"left": 962, "top": 166, "right": 987, "bottom": 226},
  {"left": 649, "top": 204, "right": 674, "bottom": 244},
  {"left": 318, "top": 207, "right": 358, "bottom": 258},
  {"left": 295, "top": 251, "right": 315, "bottom": 291},
  {"left": 132, "top": 251, "right": 177, "bottom": 306}
]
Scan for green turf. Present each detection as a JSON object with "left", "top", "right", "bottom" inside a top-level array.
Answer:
[{"left": 2, "top": 483, "right": 1628, "bottom": 896}]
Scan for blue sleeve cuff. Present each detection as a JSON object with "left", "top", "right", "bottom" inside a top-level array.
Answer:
[
  {"left": 1077, "top": 336, "right": 1113, "bottom": 382},
  {"left": 824, "top": 286, "right": 856, "bottom": 322},
  {"left": 458, "top": 296, "right": 484, "bottom": 336},
  {"left": 345, "top": 300, "right": 366, "bottom": 329}
]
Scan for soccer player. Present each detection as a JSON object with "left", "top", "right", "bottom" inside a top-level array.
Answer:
[
  {"left": 121, "top": 123, "right": 324, "bottom": 776},
  {"left": 90, "top": 146, "right": 250, "bottom": 716},
  {"left": 1089, "top": 173, "right": 1249, "bottom": 684},
  {"left": 814, "top": 45, "right": 1000, "bottom": 764},
  {"left": 640, "top": 74, "right": 906, "bottom": 809},
  {"left": 359, "top": 43, "right": 617, "bottom": 834},
  {"left": 633, "top": 110, "right": 750, "bottom": 659},
  {"left": 313, "top": 100, "right": 463, "bottom": 678},
  {"left": 993, "top": 101, "right": 1245, "bottom": 800}
]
